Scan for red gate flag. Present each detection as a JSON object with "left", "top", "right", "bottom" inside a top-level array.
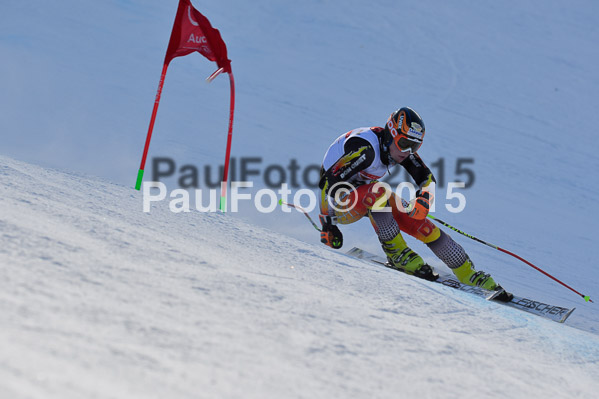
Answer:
[
  {"left": 164, "top": 0, "right": 231, "bottom": 71},
  {"left": 136, "top": 0, "right": 235, "bottom": 212}
]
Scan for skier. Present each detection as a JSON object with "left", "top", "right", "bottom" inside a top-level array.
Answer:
[{"left": 318, "top": 107, "right": 510, "bottom": 296}]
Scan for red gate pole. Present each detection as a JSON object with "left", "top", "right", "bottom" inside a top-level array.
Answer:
[{"left": 135, "top": 63, "right": 169, "bottom": 190}]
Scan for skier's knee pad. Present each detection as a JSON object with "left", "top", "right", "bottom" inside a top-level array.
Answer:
[{"left": 426, "top": 230, "right": 468, "bottom": 269}]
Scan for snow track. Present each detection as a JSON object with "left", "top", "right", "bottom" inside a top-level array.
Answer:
[{"left": 1, "top": 156, "right": 598, "bottom": 398}]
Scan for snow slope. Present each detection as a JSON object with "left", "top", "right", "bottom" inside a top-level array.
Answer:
[{"left": 2, "top": 155, "right": 599, "bottom": 398}]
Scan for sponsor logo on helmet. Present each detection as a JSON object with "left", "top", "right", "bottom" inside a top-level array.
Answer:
[
  {"left": 407, "top": 122, "right": 424, "bottom": 139},
  {"left": 397, "top": 113, "right": 404, "bottom": 130},
  {"left": 398, "top": 110, "right": 411, "bottom": 134},
  {"left": 408, "top": 129, "right": 423, "bottom": 139},
  {"left": 387, "top": 120, "right": 398, "bottom": 137}
]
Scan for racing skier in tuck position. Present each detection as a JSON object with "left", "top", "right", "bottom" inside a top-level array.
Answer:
[{"left": 318, "top": 107, "right": 511, "bottom": 299}]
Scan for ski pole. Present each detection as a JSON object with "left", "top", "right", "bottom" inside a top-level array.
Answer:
[
  {"left": 278, "top": 199, "right": 321, "bottom": 232},
  {"left": 427, "top": 214, "right": 593, "bottom": 303}
]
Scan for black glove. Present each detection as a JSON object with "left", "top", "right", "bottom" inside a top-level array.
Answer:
[{"left": 319, "top": 214, "right": 343, "bottom": 249}]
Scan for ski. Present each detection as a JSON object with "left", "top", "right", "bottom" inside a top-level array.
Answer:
[{"left": 346, "top": 247, "right": 575, "bottom": 324}]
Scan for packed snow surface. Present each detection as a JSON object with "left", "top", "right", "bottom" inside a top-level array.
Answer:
[{"left": 1, "top": 157, "right": 599, "bottom": 399}]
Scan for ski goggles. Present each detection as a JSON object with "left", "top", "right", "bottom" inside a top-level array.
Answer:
[
  {"left": 394, "top": 135, "right": 422, "bottom": 154},
  {"left": 387, "top": 120, "right": 423, "bottom": 153}
]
